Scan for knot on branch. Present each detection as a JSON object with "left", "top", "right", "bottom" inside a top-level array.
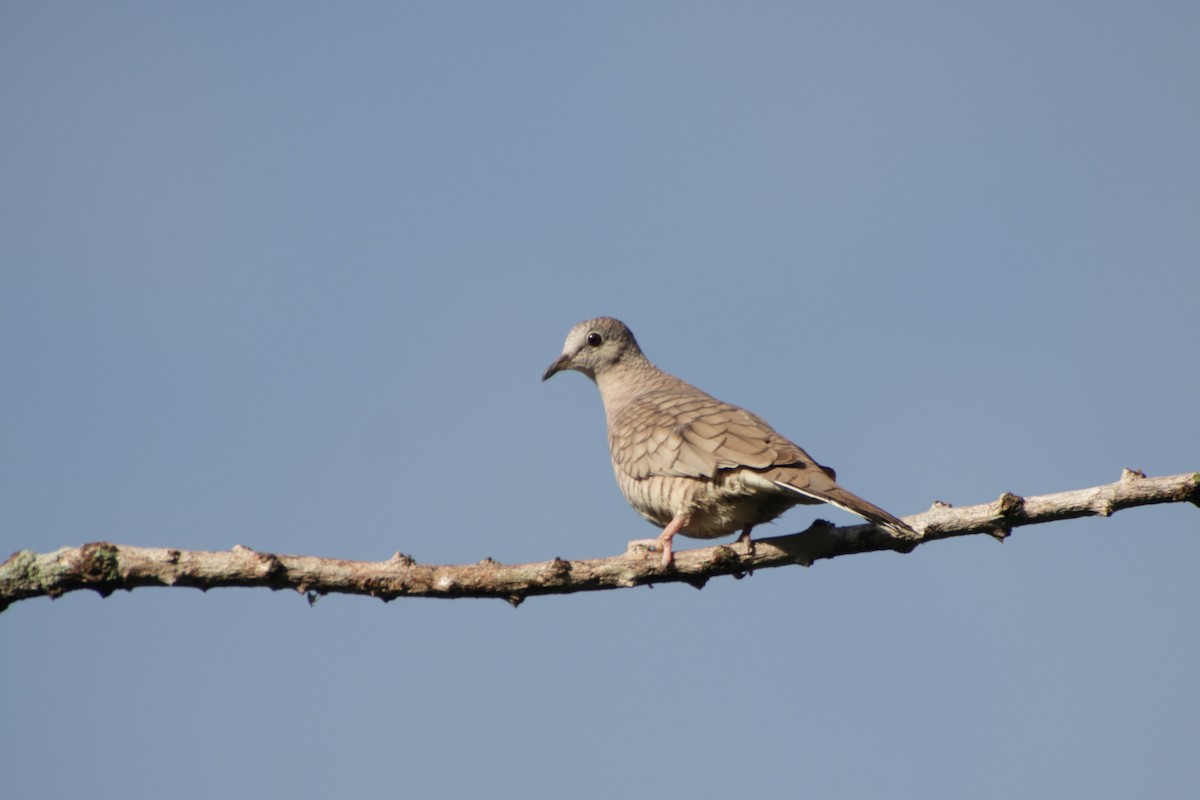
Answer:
[
  {"left": 709, "top": 545, "right": 738, "bottom": 566},
  {"left": 74, "top": 542, "right": 122, "bottom": 598},
  {"left": 985, "top": 492, "right": 1026, "bottom": 541},
  {"left": 545, "top": 557, "right": 572, "bottom": 581},
  {"left": 996, "top": 492, "right": 1025, "bottom": 517},
  {"left": 231, "top": 545, "right": 284, "bottom": 579}
]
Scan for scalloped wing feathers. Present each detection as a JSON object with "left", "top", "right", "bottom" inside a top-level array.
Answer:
[{"left": 610, "top": 389, "right": 835, "bottom": 484}]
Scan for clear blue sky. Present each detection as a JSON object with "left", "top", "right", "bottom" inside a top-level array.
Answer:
[{"left": 3, "top": 2, "right": 1198, "bottom": 797}]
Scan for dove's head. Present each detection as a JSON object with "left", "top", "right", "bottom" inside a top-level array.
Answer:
[{"left": 543, "top": 317, "right": 644, "bottom": 382}]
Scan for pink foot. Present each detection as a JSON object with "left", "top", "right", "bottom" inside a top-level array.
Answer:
[
  {"left": 627, "top": 512, "right": 688, "bottom": 569},
  {"left": 627, "top": 537, "right": 673, "bottom": 568}
]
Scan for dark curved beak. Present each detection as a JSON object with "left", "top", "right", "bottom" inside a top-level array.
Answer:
[{"left": 542, "top": 353, "right": 570, "bottom": 382}]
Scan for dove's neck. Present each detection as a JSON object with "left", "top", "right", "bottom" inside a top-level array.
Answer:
[{"left": 595, "top": 356, "right": 681, "bottom": 425}]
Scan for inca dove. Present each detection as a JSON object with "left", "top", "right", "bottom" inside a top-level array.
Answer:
[{"left": 543, "top": 317, "right": 917, "bottom": 567}]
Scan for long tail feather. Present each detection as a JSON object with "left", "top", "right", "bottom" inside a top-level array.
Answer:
[{"left": 774, "top": 480, "right": 917, "bottom": 539}]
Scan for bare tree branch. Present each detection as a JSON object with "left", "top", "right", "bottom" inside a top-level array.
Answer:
[{"left": 3, "top": 469, "right": 1197, "bottom": 613}]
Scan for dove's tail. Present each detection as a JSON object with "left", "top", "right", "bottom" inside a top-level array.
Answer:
[{"left": 774, "top": 479, "right": 918, "bottom": 540}]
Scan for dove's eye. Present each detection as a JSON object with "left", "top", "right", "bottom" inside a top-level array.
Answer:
[{"left": 586, "top": 332, "right": 603, "bottom": 347}]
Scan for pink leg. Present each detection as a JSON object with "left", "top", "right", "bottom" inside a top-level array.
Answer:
[
  {"left": 628, "top": 512, "right": 689, "bottom": 569},
  {"left": 736, "top": 525, "right": 755, "bottom": 555}
]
